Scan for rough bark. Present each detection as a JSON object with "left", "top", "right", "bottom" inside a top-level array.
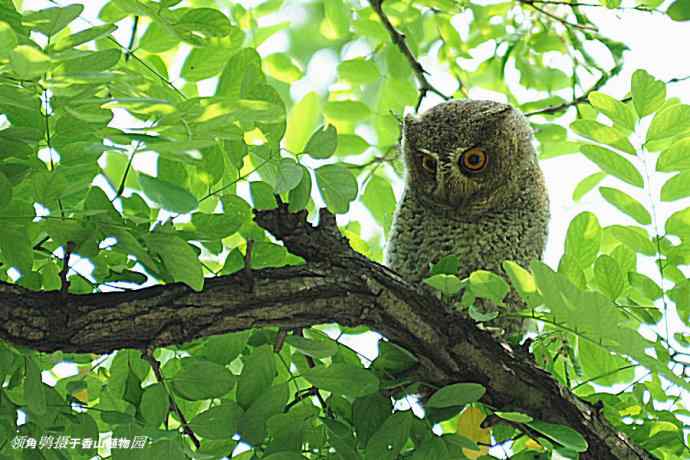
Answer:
[{"left": 0, "top": 205, "right": 652, "bottom": 459}]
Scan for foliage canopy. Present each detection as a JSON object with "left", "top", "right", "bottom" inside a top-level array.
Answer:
[{"left": 1, "top": 0, "right": 690, "bottom": 458}]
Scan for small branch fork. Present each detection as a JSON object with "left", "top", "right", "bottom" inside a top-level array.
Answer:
[{"left": 368, "top": 0, "right": 456, "bottom": 111}]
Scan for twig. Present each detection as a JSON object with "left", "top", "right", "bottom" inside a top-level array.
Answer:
[
  {"left": 528, "top": 0, "right": 663, "bottom": 12},
  {"left": 526, "top": 73, "right": 690, "bottom": 117},
  {"left": 243, "top": 239, "right": 254, "bottom": 293},
  {"left": 368, "top": 0, "right": 454, "bottom": 110},
  {"left": 294, "top": 328, "right": 333, "bottom": 418},
  {"left": 59, "top": 241, "right": 75, "bottom": 297},
  {"left": 520, "top": 0, "right": 598, "bottom": 31},
  {"left": 125, "top": 16, "right": 139, "bottom": 62},
  {"left": 142, "top": 350, "right": 201, "bottom": 449}
]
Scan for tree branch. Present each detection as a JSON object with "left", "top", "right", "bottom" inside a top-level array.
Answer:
[
  {"left": 0, "top": 206, "right": 652, "bottom": 459},
  {"left": 368, "top": 0, "right": 455, "bottom": 110},
  {"left": 526, "top": 74, "right": 690, "bottom": 117}
]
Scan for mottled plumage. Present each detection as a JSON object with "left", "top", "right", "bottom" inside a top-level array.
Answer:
[{"left": 386, "top": 100, "right": 549, "bottom": 339}]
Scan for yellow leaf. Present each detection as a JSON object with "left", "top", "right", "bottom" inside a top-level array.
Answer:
[
  {"left": 456, "top": 407, "right": 490, "bottom": 459},
  {"left": 525, "top": 438, "right": 543, "bottom": 450}
]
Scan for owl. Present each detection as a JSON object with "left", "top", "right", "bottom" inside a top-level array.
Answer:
[{"left": 385, "top": 99, "right": 550, "bottom": 340}]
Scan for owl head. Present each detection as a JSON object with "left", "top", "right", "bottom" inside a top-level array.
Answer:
[{"left": 402, "top": 100, "right": 538, "bottom": 215}]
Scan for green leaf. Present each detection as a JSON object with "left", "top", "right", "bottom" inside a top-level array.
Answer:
[
  {"left": 302, "top": 364, "right": 379, "bottom": 398},
  {"left": 598, "top": 186, "right": 651, "bottom": 224},
  {"left": 203, "top": 331, "right": 250, "bottom": 365},
  {"left": 430, "top": 255, "right": 460, "bottom": 276},
  {"left": 528, "top": 421, "right": 588, "bottom": 452},
  {"left": 25, "top": 358, "right": 47, "bottom": 415},
  {"left": 192, "top": 212, "right": 244, "bottom": 240},
  {"left": 223, "top": 194, "right": 252, "bottom": 224},
  {"left": 372, "top": 341, "right": 417, "bottom": 374},
  {"left": 173, "top": 7, "right": 233, "bottom": 46},
  {"left": 250, "top": 241, "right": 288, "bottom": 269},
  {"left": 0, "top": 225, "right": 33, "bottom": 274},
  {"left": 263, "top": 53, "right": 303, "bottom": 83},
  {"left": 502, "top": 261, "right": 542, "bottom": 307},
  {"left": 353, "top": 393, "right": 393, "bottom": 446},
  {"left": 668, "top": 0, "right": 690, "bottom": 21},
  {"left": 238, "top": 383, "right": 289, "bottom": 444},
  {"left": 588, "top": 92, "right": 637, "bottom": 131},
  {"left": 362, "top": 175, "right": 396, "bottom": 234},
  {"left": 140, "top": 383, "right": 168, "bottom": 427},
  {"left": 565, "top": 212, "right": 601, "bottom": 269},
  {"left": 237, "top": 345, "right": 276, "bottom": 409},
  {"left": 646, "top": 104, "right": 690, "bottom": 142},
  {"left": 593, "top": 255, "right": 625, "bottom": 300},
  {"left": 181, "top": 47, "right": 235, "bottom": 82},
  {"left": 661, "top": 171, "right": 690, "bottom": 201},
  {"left": 288, "top": 166, "right": 312, "bottom": 212},
  {"left": 338, "top": 58, "right": 380, "bottom": 85},
  {"left": 629, "top": 272, "right": 663, "bottom": 300},
  {"left": 139, "top": 174, "right": 198, "bottom": 213},
  {"left": 324, "top": 100, "right": 370, "bottom": 122},
  {"left": 189, "top": 401, "right": 244, "bottom": 439},
  {"left": 145, "top": 233, "right": 204, "bottom": 291},
  {"left": 656, "top": 138, "right": 690, "bottom": 172},
  {"left": 580, "top": 144, "right": 643, "bottom": 187},
  {"left": 607, "top": 225, "right": 656, "bottom": 256},
  {"left": 23, "top": 4, "right": 83, "bottom": 36},
  {"left": 0, "top": 22, "right": 18, "bottom": 58},
  {"left": 52, "top": 23, "right": 118, "bottom": 51},
  {"left": 9, "top": 45, "right": 51, "bottom": 78},
  {"left": 410, "top": 437, "right": 449, "bottom": 460},
  {"left": 286, "top": 335, "right": 338, "bottom": 359},
  {"left": 274, "top": 158, "right": 303, "bottom": 194},
  {"left": 285, "top": 92, "right": 321, "bottom": 153},
  {"left": 571, "top": 119, "right": 635, "bottom": 154},
  {"left": 315, "top": 164, "right": 358, "bottom": 214},
  {"left": 58, "top": 48, "right": 122, "bottom": 73},
  {"left": 667, "top": 207, "right": 690, "bottom": 239},
  {"left": 572, "top": 171, "right": 607, "bottom": 201},
  {"left": 324, "top": 0, "right": 351, "bottom": 38},
  {"left": 631, "top": 69, "right": 666, "bottom": 117},
  {"left": 250, "top": 181, "right": 278, "bottom": 210},
  {"left": 423, "top": 274, "right": 462, "bottom": 296},
  {"left": 304, "top": 124, "right": 338, "bottom": 159},
  {"left": 171, "top": 358, "right": 236, "bottom": 400},
  {"left": 495, "top": 411, "right": 533, "bottom": 423},
  {"left": 365, "top": 411, "right": 412, "bottom": 460},
  {"left": 468, "top": 270, "right": 509, "bottom": 304},
  {"left": 426, "top": 383, "right": 486, "bottom": 408},
  {"left": 336, "top": 133, "right": 369, "bottom": 156},
  {"left": 0, "top": 171, "right": 12, "bottom": 208}
]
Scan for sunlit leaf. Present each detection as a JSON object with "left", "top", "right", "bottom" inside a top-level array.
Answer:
[
  {"left": 631, "top": 69, "right": 666, "bottom": 117},
  {"left": 315, "top": 164, "right": 358, "bottom": 213},
  {"left": 598, "top": 186, "right": 651, "bottom": 224}
]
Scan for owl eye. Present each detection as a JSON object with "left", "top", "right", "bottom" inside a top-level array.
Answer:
[
  {"left": 420, "top": 152, "right": 437, "bottom": 174},
  {"left": 460, "top": 147, "right": 488, "bottom": 174}
]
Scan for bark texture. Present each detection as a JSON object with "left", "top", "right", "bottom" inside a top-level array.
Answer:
[{"left": 0, "top": 205, "right": 652, "bottom": 459}]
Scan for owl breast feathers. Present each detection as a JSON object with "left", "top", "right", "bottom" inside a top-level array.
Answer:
[{"left": 385, "top": 100, "right": 550, "bottom": 337}]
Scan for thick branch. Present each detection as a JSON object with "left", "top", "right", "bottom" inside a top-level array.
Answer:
[{"left": 0, "top": 206, "right": 651, "bottom": 460}]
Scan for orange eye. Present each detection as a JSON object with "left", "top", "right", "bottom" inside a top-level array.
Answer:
[
  {"left": 420, "top": 153, "right": 437, "bottom": 174},
  {"left": 460, "top": 147, "right": 488, "bottom": 173}
]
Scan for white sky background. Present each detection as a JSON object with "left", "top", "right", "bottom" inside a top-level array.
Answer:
[{"left": 17, "top": 0, "right": 690, "bottom": 453}]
